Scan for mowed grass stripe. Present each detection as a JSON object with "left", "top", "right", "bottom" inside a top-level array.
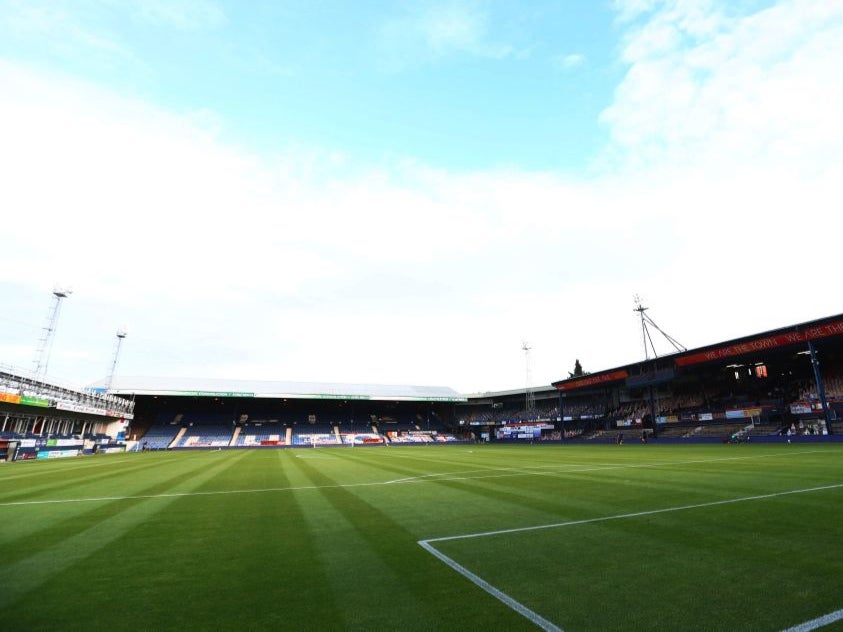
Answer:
[
  {"left": 0, "top": 449, "right": 216, "bottom": 486},
  {"left": 0, "top": 450, "right": 218, "bottom": 504},
  {"left": 0, "top": 451, "right": 256, "bottom": 566},
  {"left": 2, "top": 445, "right": 842, "bottom": 631},
  {"left": 288, "top": 451, "right": 434, "bottom": 630},
  {"left": 0, "top": 452, "right": 245, "bottom": 545},
  {"left": 59, "top": 449, "right": 346, "bottom": 630},
  {"left": 289, "top": 448, "right": 537, "bottom": 631},
  {"left": 422, "top": 449, "right": 843, "bottom": 631},
  {"left": 0, "top": 447, "right": 833, "bottom": 510},
  {"left": 420, "top": 447, "right": 843, "bottom": 540},
  {"left": 0, "top": 450, "right": 251, "bottom": 612},
  {"left": 430, "top": 482, "right": 843, "bottom": 631},
  {"left": 0, "top": 455, "right": 138, "bottom": 482}
]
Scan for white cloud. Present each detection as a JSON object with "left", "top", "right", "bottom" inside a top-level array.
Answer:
[
  {"left": 2, "top": 0, "right": 843, "bottom": 394},
  {"left": 0, "top": 0, "right": 137, "bottom": 63},
  {"left": 553, "top": 52, "right": 585, "bottom": 69},
  {"left": 590, "top": 0, "right": 843, "bottom": 353},
  {"left": 602, "top": 0, "right": 843, "bottom": 177},
  {"left": 377, "top": 1, "right": 525, "bottom": 69},
  {"left": 0, "top": 59, "right": 606, "bottom": 391},
  {"left": 126, "top": 0, "right": 226, "bottom": 30}
]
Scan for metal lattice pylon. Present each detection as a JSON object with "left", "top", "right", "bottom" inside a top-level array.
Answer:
[
  {"left": 32, "top": 287, "right": 72, "bottom": 380},
  {"left": 522, "top": 341, "right": 535, "bottom": 412}
]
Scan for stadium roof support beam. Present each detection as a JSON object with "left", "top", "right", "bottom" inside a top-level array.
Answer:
[
  {"left": 807, "top": 340, "right": 833, "bottom": 433},
  {"left": 634, "top": 296, "right": 686, "bottom": 361}
]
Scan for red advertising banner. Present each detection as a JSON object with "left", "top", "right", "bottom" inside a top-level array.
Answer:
[
  {"left": 675, "top": 319, "right": 843, "bottom": 367},
  {"left": 557, "top": 369, "right": 629, "bottom": 391}
]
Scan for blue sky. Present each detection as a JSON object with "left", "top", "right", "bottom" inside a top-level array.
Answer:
[
  {"left": 0, "top": 1, "right": 620, "bottom": 171},
  {"left": 1, "top": 0, "right": 842, "bottom": 393}
]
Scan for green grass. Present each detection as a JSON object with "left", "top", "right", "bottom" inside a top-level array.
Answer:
[{"left": 2, "top": 444, "right": 843, "bottom": 631}]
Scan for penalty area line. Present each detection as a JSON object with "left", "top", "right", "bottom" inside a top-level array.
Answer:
[
  {"left": 419, "top": 481, "right": 843, "bottom": 631},
  {"left": 417, "top": 540, "right": 562, "bottom": 632},
  {"left": 781, "top": 608, "right": 843, "bottom": 632},
  {"left": 424, "top": 481, "right": 843, "bottom": 544}
]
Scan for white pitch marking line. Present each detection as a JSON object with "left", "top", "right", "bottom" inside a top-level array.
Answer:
[
  {"left": 384, "top": 463, "right": 589, "bottom": 485},
  {"left": 385, "top": 473, "right": 448, "bottom": 484},
  {"left": 365, "top": 449, "right": 834, "bottom": 489},
  {"left": 424, "top": 481, "right": 843, "bottom": 544},
  {"left": 418, "top": 539, "right": 562, "bottom": 632},
  {"left": 0, "top": 449, "right": 836, "bottom": 508},
  {"left": 419, "top": 481, "right": 843, "bottom": 631},
  {"left": 781, "top": 608, "right": 843, "bottom": 632}
]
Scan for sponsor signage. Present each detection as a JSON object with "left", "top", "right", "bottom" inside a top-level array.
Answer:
[
  {"left": 496, "top": 423, "right": 554, "bottom": 439},
  {"left": 616, "top": 419, "right": 643, "bottom": 427},
  {"left": 57, "top": 402, "right": 109, "bottom": 416},
  {"left": 256, "top": 393, "right": 466, "bottom": 402},
  {"left": 98, "top": 446, "right": 126, "bottom": 454},
  {"left": 169, "top": 391, "right": 256, "bottom": 398},
  {"left": 2, "top": 394, "right": 126, "bottom": 416},
  {"left": 385, "top": 396, "right": 467, "bottom": 402},
  {"left": 55, "top": 402, "right": 131, "bottom": 418},
  {"left": 676, "top": 319, "right": 843, "bottom": 367},
  {"left": 497, "top": 427, "right": 541, "bottom": 439},
  {"left": 37, "top": 449, "right": 80, "bottom": 459},
  {"left": 20, "top": 396, "right": 50, "bottom": 407},
  {"left": 725, "top": 408, "right": 762, "bottom": 420},
  {"left": 790, "top": 403, "right": 812, "bottom": 415},
  {"left": 0, "top": 393, "right": 21, "bottom": 404},
  {"left": 790, "top": 403, "right": 825, "bottom": 414},
  {"left": 557, "top": 369, "right": 630, "bottom": 392},
  {"left": 46, "top": 438, "right": 84, "bottom": 447}
]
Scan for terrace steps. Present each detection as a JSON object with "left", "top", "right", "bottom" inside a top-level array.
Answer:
[
  {"left": 168, "top": 427, "right": 187, "bottom": 449},
  {"left": 229, "top": 426, "right": 241, "bottom": 447}
]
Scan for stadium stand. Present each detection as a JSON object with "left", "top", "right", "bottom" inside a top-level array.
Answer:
[
  {"left": 291, "top": 423, "right": 340, "bottom": 446},
  {"left": 177, "top": 424, "right": 234, "bottom": 448},
  {"left": 138, "top": 425, "right": 181, "bottom": 450},
  {"left": 236, "top": 422, "right": 288, "bottom": 446}
]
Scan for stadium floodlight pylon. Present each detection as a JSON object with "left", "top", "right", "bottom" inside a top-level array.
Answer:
[
  {"left": 32, "top": 286, "right": 72, "bottom": 381},
  {"left": 522, "top": 340, "right": 535, "bottom": 413},
  {"left": 105, "top": 327, "right": 128, "bottom": 392},
  {"left": 633, "top": 295, "right": 686, "bottom": 361}
]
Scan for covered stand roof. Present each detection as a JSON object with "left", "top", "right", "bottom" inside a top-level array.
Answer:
[
  {"left": 553, "top": 312, "right": 843, "bottom": 393},
  {"left": 91, "top": 375, "right": 466, "bottom": 402}
]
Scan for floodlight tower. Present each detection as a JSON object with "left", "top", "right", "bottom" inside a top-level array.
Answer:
[
  {"left": 633, "top": 295, "right": 686, "bottom": 440},
  {"left": 105, "top": 328, "right": 128, "bottom": 392},
  {"left": 522, "top": 341, "right": 535, "bottom": 413},
  {"left": 634, "top": 294, "right": 686, "bottom": 360},
  {"left": 32, "top": 286, "right": 73, "bottom": 380}
]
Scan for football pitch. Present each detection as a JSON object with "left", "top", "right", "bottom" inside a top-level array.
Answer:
[{"left": 2, "top": 444, "right": 843, "bottom": 631}]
